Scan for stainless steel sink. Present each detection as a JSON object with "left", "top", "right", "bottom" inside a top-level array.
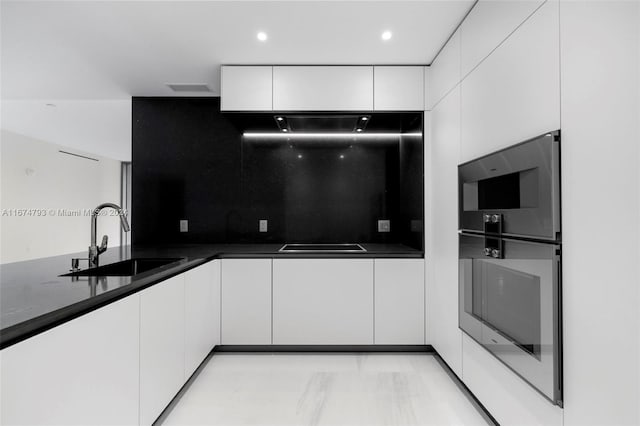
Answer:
[
  {"left": 279, "top": 243, "right": 366, "bottom": 252},
  {"left": 61, "top": 258, "right": 184, "bottom": 277}
]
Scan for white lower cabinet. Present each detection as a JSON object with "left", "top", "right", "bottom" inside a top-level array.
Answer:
[
  {"left": 184, "top": 260, "right": 220, "bottom": 379},
  {"left": 0, "top": 295, "right": 140, "bottom": 426},
  {"left": 139, "top": 275, "right": 186, "bottom": 426},
  {"left": 221, "top": 259, "right": 272, "bottom": 344},
  {"left": 374, "top": 259, "right": 425, "bottom": 344},
  {"left": 272, "top": 259, "right": 374, "bottom": 345}
]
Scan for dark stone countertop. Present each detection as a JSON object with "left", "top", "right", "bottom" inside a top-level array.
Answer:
[{"left": 0, "top": 243, "right": 422, "bottom": 349}]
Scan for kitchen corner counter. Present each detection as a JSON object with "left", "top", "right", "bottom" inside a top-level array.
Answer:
[{"left": 0, "top": 243, "right": 422, "bottom": 349}]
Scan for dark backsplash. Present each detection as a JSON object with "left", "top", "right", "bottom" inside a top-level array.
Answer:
[{"left": 132, "top": 97, "right": 424, "bottom": 250}]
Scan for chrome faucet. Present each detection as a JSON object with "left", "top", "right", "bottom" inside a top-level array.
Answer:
[{"left": 88, "top": 203, "right": 130, "bottom": 268}]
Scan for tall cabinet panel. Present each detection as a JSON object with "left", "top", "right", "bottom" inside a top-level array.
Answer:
[
  {"left": 0, "top": 296, "right": 140, "bottom": 426},
  {"left": 139, "top": 275, "right": 186, "bottom": 426},
  {"left": 459, "top": 1, "right": 560, "bottom": 163},
  {"left": 221, "top": 259, "right": 272, "bottom": 344},
  {"left": 460, "top": 0, "right": 544, "bottom": 78},
  {"left": 428, "top": 85, "right": 463, "bottom": 377},
  {"left": 428, "top": 29, "right": 461, "bottom": 109}
]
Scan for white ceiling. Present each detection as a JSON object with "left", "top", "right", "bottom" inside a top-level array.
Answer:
[{"left": 0, "top": 0, "right": 474, "bottom": 160}]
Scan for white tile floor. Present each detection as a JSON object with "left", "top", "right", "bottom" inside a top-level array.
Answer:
[{"left": 160, "top": 353, "right": 490, "bottom": 426}]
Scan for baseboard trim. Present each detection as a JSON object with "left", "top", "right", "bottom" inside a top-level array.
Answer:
[
  {"left": 214, "top": 344, "right": 434, "bottom": 353},
  {"left": 433, "top": 352, "right": 500, "bottom": 426}
]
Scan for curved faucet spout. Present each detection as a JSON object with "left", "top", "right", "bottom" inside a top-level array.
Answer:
[{"left": 89, "top": 203, "right": 130, "bottom": 268}]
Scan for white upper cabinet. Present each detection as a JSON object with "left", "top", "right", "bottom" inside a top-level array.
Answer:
[
  {"left": 221, "top": 259, "right": 272, "bottom": 345},
  {"left": 0, "top": 296, "right": 140, "bottom": 426},
  {"left": 373, "top": 66, "right": 424, "bottom": 111},
  {"left": 272, "top": 259, "right": 374, "bottom": 345},
  {"left": 460, "top": 0, "right": 544, "bottom": 79},
  {"left": 221, "top": 66, "right": 273, "bottom": 111},
  {"left": 374, "top": 259, "right": 425, "bottom": 345},
  {"left": 459, "top": 1, "right": 560, "bottom": 162},
  {"left": 428, "top": 29, "right": 461, "bottom": 110},
  {"left": 273, "top": 66, "right": 374, "bottom": 111}
]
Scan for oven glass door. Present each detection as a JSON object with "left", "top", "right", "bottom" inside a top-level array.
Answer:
[{"left": 459, "top": 233, "right": 562, "bottom": 406}]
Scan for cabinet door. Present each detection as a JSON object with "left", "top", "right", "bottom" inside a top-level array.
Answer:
[
  {"left": 1, "top": 295, "right": 140, "bottom": 426},
  {"left": 374, "top": 259, "right": 425, "bottom": 344},
  {"left": 273, "top": 66, "right": 373, "bottom": 111},
  {"left": 273, "top": 259, "right": 374, "bottom": 345},
  {"left": 459, "top": 1, "right": 560, "bottom": 163},
  {"left": 221, "top": 66, "right": 273, "bottom": 111},
  {"left": 221, "top": 259, "right": 272, "bottom": 344},
  {"left": 374, "top": 66, "right": 424, "bottom": 111},
  {"left": 460, "top": 0, "right": 544, "bottom": 78},
  {"left": 184, "top": 261, "right": 219, "bottom": 378},
  {"left": 429, "top": 29, "right": 461, "bottom": 109},
  {"left": 140, "top": 275, "right": 185, "bottom": 426},
  {"left": 429, "top": 85, "right": 464, "bottom": 377}
]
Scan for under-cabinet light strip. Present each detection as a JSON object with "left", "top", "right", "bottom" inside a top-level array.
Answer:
[{"left": 242, "top": 132, "right": 422, "bottom": 139}]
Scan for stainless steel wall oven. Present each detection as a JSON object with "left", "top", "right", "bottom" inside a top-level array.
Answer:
[{"left": 458, "top": 131, "right": 562, "bottom": 406}]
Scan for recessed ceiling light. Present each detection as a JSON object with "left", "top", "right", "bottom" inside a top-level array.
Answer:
[
  {"left": 381, "top": 31, "right": 392, "bottom": 41},
  {"left": 361, "top": 117, "right": 368, "bottom": 121},
  {"left": 282, "top": 128, "right": 288, "bottom": 132},
  {"left": 340, "top": 154, "right": 345, "bottom": 159},
  {"left": 257, "top": 32, "right": 268, "bottom": 42},
  {"left": 276, "top": 117, "right": 284, "bottom": 121},
  {"left": 356, "top": 128, "right": 363, "bottom": 132},
  {"left": 298, "top": 154, "right": 303, "bottom": 159}
]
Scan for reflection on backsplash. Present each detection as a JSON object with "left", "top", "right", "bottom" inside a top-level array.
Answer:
[{"left": 132, "top": 97, "right": 423, "bottom": 250}]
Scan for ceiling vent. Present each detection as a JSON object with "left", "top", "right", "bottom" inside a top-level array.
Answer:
[{"left": 166, "top": 83, "right": 211, "bottom": 93}]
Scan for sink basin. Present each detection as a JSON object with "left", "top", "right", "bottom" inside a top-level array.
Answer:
[
  {"left": 62, "top": 258, "right": 184, "bottom": 277},
  {"left": 279, "top": 244, "right": 366, "bottom": 252}
]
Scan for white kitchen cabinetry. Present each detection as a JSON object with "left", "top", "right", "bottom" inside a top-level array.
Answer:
[
  {"left": 220, "top": 66, "right": 273, "bottom": 111},
  {"left": 373, "top": 66, "right": 424, "bottom": 111},
  {"left": 0, "top": 295, "right": 140, "bottom": 426},
  {"left": 272, "top": 259, "right": 374, "bottom": 345},
  {"left": 139, "top": 275, "right": 186, "bottom": 426},
  {"left": 460, "top": 0, "right": 544, "bottom": 79},
  {"left": 374, "top": 259, "right": 425, "bottom": 344},
  {"left": 462, "top": 334, "right": 563, "bottom": 426},
  {"left": 428, "top": 85, "right": 463, "bottom": 377},
  {"left": 272, "top": 66, "right": 373, "bottom": 111},
  {"left": 428, "top": 29, "right": 461, "bottom": 110},
  {"left": 184, "top": 260, "right": 220, "bottom": 378},
  {"left": 221, "top": 259, "right": 272, "bottom": 344},
  {"left": 424, "top": 66, "right": 431, "bottom": 111},
  {"left": 459, "top": 1, "right": 560, "bottom": 163}
]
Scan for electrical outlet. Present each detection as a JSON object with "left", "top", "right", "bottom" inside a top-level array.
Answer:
[
  {"left": 179, "top": 219, "right": 188, "bottom": 232},
  {"left": 378, "top": 219, "right": 390, "bottom": 233},
  {"left": 259, "top": 219, "right": 268, "bottom": 233}
]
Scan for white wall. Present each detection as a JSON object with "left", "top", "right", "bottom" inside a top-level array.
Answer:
[
  {"left": 427, "top": 0, "right": 640, "bottom": 425},
  {"left": 0, "top": 130, "right": 122, "bottom": 264}
]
